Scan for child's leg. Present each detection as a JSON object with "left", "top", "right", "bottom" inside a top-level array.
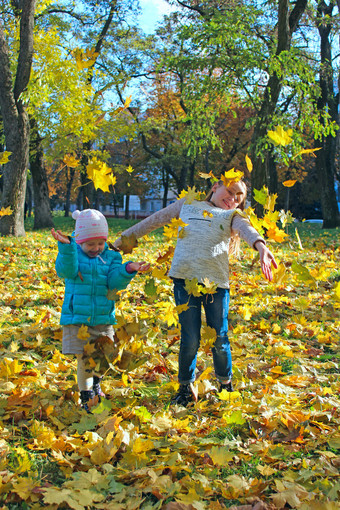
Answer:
[
  {"left": 203, "top": 288, "right": 232, "bottom": 383},
  {"left": 76, "top": 355, "right": 93, "bottom": 391},
  {"left": 173, "top": 279, "right": 202, "bottom": 383}
]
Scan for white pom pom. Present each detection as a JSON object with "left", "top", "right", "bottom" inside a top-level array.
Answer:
[{"left": 72, "top": 210, "right": 81, "bottom": 220}]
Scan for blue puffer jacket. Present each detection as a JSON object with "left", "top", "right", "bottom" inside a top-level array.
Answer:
[{"left": 56, "top": 239, "right": 136, "bottom": 326}]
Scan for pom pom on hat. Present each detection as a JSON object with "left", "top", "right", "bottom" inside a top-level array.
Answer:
[{"left": 73, "top": 209, "right": 108, "bottom": 244}]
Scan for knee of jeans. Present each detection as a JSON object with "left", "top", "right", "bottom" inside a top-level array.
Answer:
[{"left": 214, "top": 335, "right": 230, "bottom": 350}]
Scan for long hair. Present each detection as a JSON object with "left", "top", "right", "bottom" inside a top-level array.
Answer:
[{"left": 205, "top": 180, "right": 247, "bottom": 257}]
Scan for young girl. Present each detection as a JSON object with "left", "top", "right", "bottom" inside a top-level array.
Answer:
[
  {"left": 52, "top": 209, "right": 149, "bottom": 412},
  {"left": 114, "top": 179, "right": 277, "bottom": 406}
]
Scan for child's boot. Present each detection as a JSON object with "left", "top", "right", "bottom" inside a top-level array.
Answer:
[
  {"left": 80, "top": 390, "right": 94, "bottom": 413},
  {"left": 219, "top": 380, "right": 234, "bottom": 392},
  {"left": 93, "top": 376, "right": 105, "bottom": 402},
  {"left": 171, "top": 384, "right": 193, "bottom": 407}
]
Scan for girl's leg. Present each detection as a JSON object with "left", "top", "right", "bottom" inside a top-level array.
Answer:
[
  {"left": 203, "top": 288, "right": 232, "bottom": 383},
  {"left": 173, "top": 279, "right": 202, "bottom": 384}
]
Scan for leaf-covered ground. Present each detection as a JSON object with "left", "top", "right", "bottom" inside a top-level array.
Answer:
[{"left": 0, "top": 216, "right": 339, "bottom": 510}]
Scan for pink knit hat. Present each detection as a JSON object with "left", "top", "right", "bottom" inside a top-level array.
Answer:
[{"left": 72, "top": 209, "right": 108, "bottom": 244}]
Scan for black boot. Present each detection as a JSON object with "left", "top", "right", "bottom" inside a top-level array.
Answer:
[
  {"left": 171, "top": 384, "right": 193, "bottom": 407},
  {"left": 219, "top": 380, "right": 234, "bottom": 392},
  {"left": 80, "top": 390, "right": 94, "bottom": 413},
  {"left": 93, "top": 376, "right": 105, "bottom": 402}
]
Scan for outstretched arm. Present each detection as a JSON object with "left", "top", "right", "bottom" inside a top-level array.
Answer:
[
  {"left": 51, "top": 228, "right": 70, "bottom": 244},
  {"left": 254, "top": 241, "right": 278, "bottom": 281},
  {"left": 113, "top": 199, "right": 184, "bottom": 249}
]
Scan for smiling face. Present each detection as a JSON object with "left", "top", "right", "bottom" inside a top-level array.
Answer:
[
  {"left": 80, "top": 238, "right": 106, "bottom": 258},
  {"left": 209, "top": 181, "right": 247, "bottom": 210}
]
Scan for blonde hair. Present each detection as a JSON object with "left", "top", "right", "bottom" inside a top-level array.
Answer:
[{"left": 205, "top": 180, "right": 247, "bottom": 258}]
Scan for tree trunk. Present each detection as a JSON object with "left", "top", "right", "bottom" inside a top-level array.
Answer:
[
  {"left": 125, "top": 193, "right": 130, "bottom": 220},
  {"left": 0, "top": 0, "right": 36, "bottom": 236},
  {"left": 250, "top": 0, "right": 308, "bottom": 200},
  {"left": 162, "top": 167, "right": 170, "bottom": 208},
  {"left": 65, "top": 167, "right": 76, "bottom": 217},
  {"left": 29, "top": 118, "right": 54, "bottom": 229},
  {"left": 315, "top": 0, "right": 340, "bottom": 228}
]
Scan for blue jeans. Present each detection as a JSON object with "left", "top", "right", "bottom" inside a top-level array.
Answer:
[{"left": 173, "top": 278, "right": 231, "bottom": 384}]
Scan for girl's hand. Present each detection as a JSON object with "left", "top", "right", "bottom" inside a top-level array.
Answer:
[
  {"left": 254, "top": 241, "right": 277, "bottom": 281},
  {"left": 127, "top": 261, "right": 151, "bottom": 273},
  {"left": 51, "top": 228, "right": 70, "bottom": 244}
]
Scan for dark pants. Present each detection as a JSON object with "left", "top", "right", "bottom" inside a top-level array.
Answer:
[{"left": 173, "top": 278, "right": 231, "bottom": 384}]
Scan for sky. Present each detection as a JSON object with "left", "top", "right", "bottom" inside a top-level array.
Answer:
[{"left": 138, "top": 0, "right": 174, "bottom": 33}]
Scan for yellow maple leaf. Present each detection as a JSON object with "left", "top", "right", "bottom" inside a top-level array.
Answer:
[
  {"left": 0, "top": 151, "right": 11, "bottom": 164},
  {"left": 163, "top": 218, "right": 188, "bottom": 240},
  {"left": 272, "top": 263, "right": 287, "bottom": 286},
  {"left": 184, "top": 278, "right": 203, "bottom": 297},
  {"left": 132, "top": 437, "right": 155, "bottom": 454},
  {"left": 77, "top": 325, "right": 90, "bottom": 341},
  {"left": 292, "top": 147, "right": 321, "bottom": 159},
  {"left": 203, "top": 210, "right": 213, "bottom": 218},
  {"left": 124, "top": 95, "right": 132, "bottom": 108},
  {"left": 334, "top": 281, "right": 340, "bottom": 302},
  {"left": 220, "top": 168, "right": 244, "bottom": 187},
  {"left": 12, "top": 477, "right": 38, "bottom": 499},
  {"left": 63, "top": 154, "right": 79, "bottom": 168},
  {"left": 198, "top": 170, "right": 217, "bottom": 181},
  {"left": 0, "top": 206, "right": 13, "bottom": 217},
  {"left": 9, "top": 447, "right": 32, "bottom": 474},
  {"left": 267, "top": 126, "right": 293, "bottom": 146},
  {"left": 245, "top": 154, "right": 253, "bottom": 173},
  {"left": 126, "top": 164, "right": 134, "bottom": 173},
  {"left": 282, "top": 179, "right": 297, "bottom": 187},
  {"left": 266, "top": 226, "right": 288, "bottom": 243},
  {"left": 209, "top": 446, "right": 235, "bottom": 466},
  {"left": 265, "top": 192, "right": 278, "bottom": 212},
  {"left": 119, "top": 233, "right": 138, "bottom": 254},
  {"left": 86, "top": 158, "right": 116, "bottom": 192},
  {"left": 178, "top": 186, "right": 201, "bottom": 204}
]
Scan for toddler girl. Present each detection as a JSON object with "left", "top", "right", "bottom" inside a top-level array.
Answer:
[{"left": 52, "top": 209, "right": 149, "bottom": 411}]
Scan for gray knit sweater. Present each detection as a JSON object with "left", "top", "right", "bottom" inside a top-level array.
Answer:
[{"left": 117, "top": 198, "right": 264, "bottom": 289}]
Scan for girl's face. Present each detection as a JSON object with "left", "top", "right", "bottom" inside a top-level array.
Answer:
[
  {"left": 210, "top": 181, "right": 246, "bottom": 210},
  {"left": 81, "top": 238, "right": 106, "bottom": 257}
]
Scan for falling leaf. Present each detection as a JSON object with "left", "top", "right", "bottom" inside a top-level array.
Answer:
[
  {"left": 77, "top": 325, "right": 90, "bottom": 341},
  {"left": 282, "top": 180, "right": 297, "bottom": 187},
  {"left": 119, "top": 233, "right": 138, "bottom": 254},
  {"left": 0, "top": 151, "right": 11, "bottom": 164},
  {"left": 86, "top": 158, "right": 116, "bottom": 193},
  {"left": 0, "top": 206, "right": 13, "bottom": 217},
  {"left": 63, "top": 154, "right": 79, "bottom": 168},
  {"left": 292, "top": 147, "right": 321, "bottom": 158},
  {"left": 220, "top": 168, "right": 244, "bottom": 187},
  {"left": 245, "top": 154, "right": 253, "bottom": 173},
  {"left": 126, "top": 165, "right": 134, "bottom": 173},
  {"left": 267, "top": 126, "right": 293, "bottom": 146}
]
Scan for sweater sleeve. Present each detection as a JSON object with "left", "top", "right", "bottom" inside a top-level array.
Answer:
[
  {"left": 114, "top": 199, "right": 184, "bottom": 244},
  {"left": 231, "top": 213, "right": 265, "bottom": 248},
  {"left": 55, "top": 238, "right": 79, "bottom": 279}
]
